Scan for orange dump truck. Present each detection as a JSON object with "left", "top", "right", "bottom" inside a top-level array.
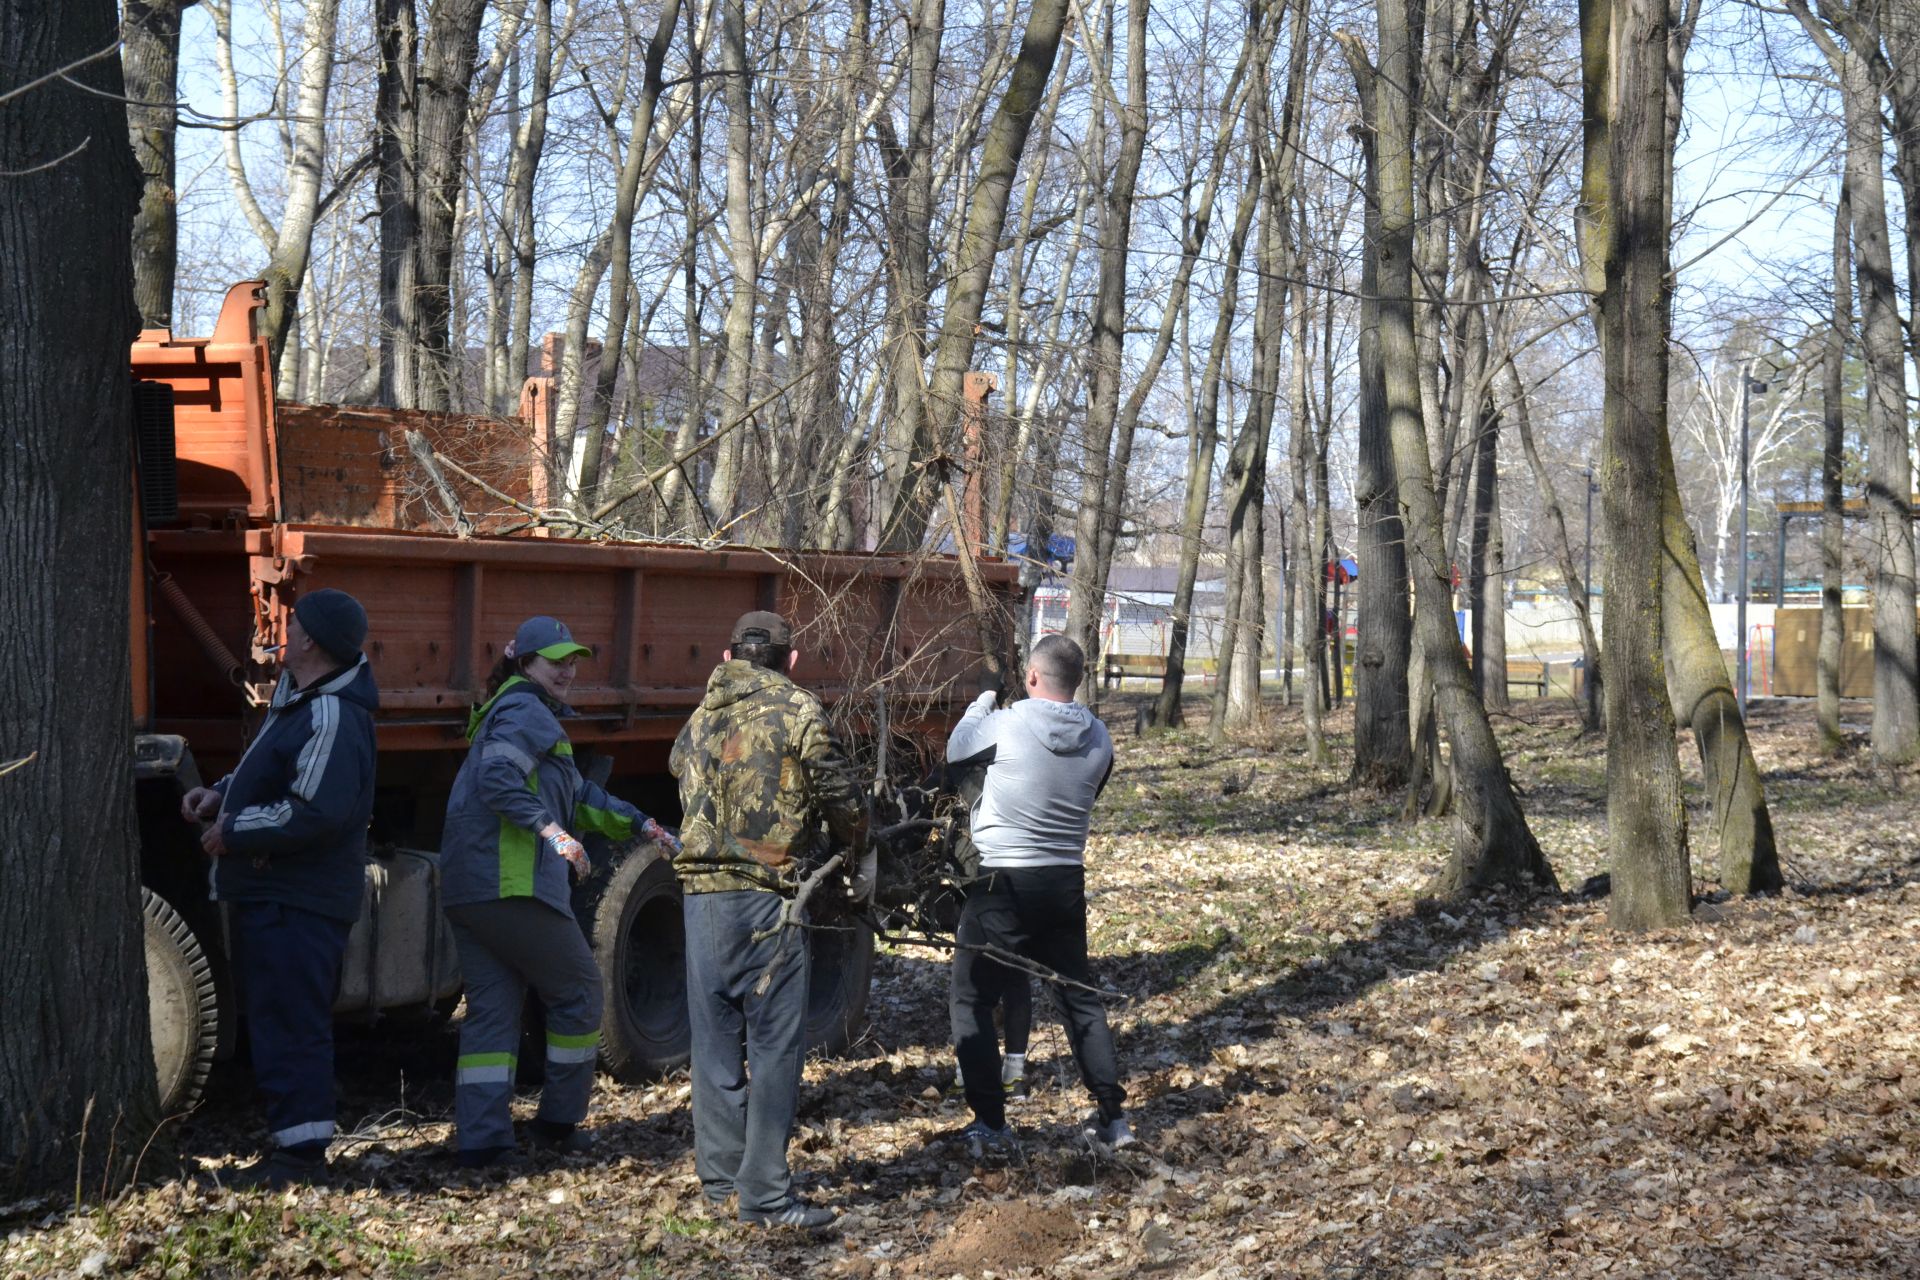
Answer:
[{"left": 131, "top": 281, "right": 1015, "bottom": 1110}]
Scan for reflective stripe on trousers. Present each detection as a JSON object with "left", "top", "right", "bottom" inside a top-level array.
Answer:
[{"left": 445, "top": 896, "right": 604, "bottom": 1152}]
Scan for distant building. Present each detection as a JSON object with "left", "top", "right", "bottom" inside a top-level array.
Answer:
[{"left": 1031, "top": 561, "right": 1229, "bottom": 661}]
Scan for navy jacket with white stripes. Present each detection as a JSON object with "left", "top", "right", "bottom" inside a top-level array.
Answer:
[{"left": 210, "top": 656, "right": 379, "bottom": 924}]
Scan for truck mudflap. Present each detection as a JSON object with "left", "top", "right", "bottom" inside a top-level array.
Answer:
[{"left": 333, "top": 848, "right": 464, "bottom": 1015}]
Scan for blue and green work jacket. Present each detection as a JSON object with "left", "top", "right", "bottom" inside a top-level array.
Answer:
[{"left": 441, "top": 677, "right": 645, "bottom": 915}]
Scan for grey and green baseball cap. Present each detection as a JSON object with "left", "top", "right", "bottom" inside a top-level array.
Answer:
[{"left": 511, "top": 615, "right": 593, "bottom": 661}]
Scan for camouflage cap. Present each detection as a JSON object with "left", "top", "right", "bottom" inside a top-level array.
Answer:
[{"left": 730, "top": 610, "right": 792, "bottom": 647}]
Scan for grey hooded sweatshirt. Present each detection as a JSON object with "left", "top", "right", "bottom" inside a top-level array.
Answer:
[{"left": 945, "top": 690, "right": 1114, "bottom": 869}]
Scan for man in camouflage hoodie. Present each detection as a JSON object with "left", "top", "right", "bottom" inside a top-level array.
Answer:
[{"left": 670, "top": 610, "right": 869, "bottom": 1231}]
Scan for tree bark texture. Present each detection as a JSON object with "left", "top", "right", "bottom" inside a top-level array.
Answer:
[
  {"left": 376, "top": 0, "right": 421, "bottom": 408},
  {"left": 409, "top": 0, "right": 489, "bottom": 411},
  {"left": 1586, "top": 0, "right": 1690, "bottom": 930},
  {"left": 1790, "top": 0, "right": 1918, "bottom": 763},
  {"left": 1339, "top": 35, "right": 1413, "bottom": 790},
  {"left": 122, "top": 0, "right": 194, "bottom": 330},
  {"left": 1289, "top": 268, "right": 1327, "bottom": 762},
  {"left": 1378, "top": 0, "right": 1552, "bottom": 894},
  {"left": 875, "top": 0, "right": 945, "bottom": 544},
  {"left": 1841, "top": 48, "right": 1920, "bottom": 762},
  {"left": 1467, "top": 405, "right": 1507, "bottom": 711},
  {"left": 1819, "top": 173, "right": 1852, "bottom": 752},
  {"left": 1, "top": 0, "right": 158, "bottom": 1192},
  {"left": 707, "top": 0, "right": 758, "bottom": 524}
]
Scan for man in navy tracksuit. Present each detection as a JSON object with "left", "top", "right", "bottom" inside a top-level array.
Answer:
[{"left": 180, "top": 588, "right": 377, "bottom": 1189}]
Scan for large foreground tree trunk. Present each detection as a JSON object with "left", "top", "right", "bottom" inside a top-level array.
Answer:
[
  {"left": 1, "top": 0, "right": 158, "bottom": 1192},
  {"left": 1585, "top": 0, "right": 1690, "bottom": 929},
  {"left": 1376, "top": 0, "right": 1553, "bottom": 893}
]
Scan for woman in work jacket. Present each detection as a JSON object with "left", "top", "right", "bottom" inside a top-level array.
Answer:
[{"left": 440, "top": 615, "right": 677, "bottom": 1167}]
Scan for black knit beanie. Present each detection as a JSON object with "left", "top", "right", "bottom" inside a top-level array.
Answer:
[{"left": 294, "top": 588, "right": 368, "bottom": 665}]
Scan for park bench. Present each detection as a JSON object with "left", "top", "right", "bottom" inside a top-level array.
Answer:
[
  {"left": 1506, "top": 659, "right": 1549, "bottom": 697},
  {"left": 1102, "top": 654, "right": 1216, "bottom": 688},
  {"left": 1104, "top": 653, "right": 1168, "bottom": 687}
]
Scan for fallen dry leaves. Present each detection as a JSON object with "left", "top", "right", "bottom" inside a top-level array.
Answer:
[{"left": 5, "top": 696, "right": 1918, "bottom": 1279}]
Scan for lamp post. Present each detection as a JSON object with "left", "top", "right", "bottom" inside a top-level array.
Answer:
[{"left": 1737, "top": 368, "right": 1770, "bottom": 712}]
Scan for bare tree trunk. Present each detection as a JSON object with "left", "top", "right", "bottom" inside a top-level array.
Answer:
[
  {"left": 376, "top": 0, "right": 421, "bottom": 407},
  {"left": 1467, "top": 403, "right": 1507, "bottom": 710},
  {"left": 577, "top": 0, "right": 684, "bottom": 512},
  {"left": 1067, "top": 0, "right": 1150, "bottom": 702},
  {"left": 1505, "top": 357, "right": 1601, "bottom": 729},
  {"left": 1289, "top": 269, "right": 1326, "bottom": 762},
  {"left": 660, "top": 0, "right": 707, "bottom": 529},
  {"left": 1627, "top": 0, "right": 1776, "bottom": 895},
  {"left": 1154, "top": 171, "right": 1261, "bottom": 730},
  {"left": 1585, "top": 0, "right": 1688, "bottom": 928},
  {"left": 876, "top": 0, "right": 1073, "bottom": 549},
  {"left": 1789, "top": 1, "right": 1917, "bottom": 761},
  {"left": 874, "top": 0, "right": 945, "bottom": 545},
  {"left": 553, "top": 226, "right": 613, "bottom": 500},
  {"left": 1819, "top": 173, "right": 1852, "bottom": 753},
  {"left": 707, "top": 0, "right": 758, "bottom": 525},
  {"left": 492, "top": 0, "right": 553, "bottom": 418},
  {"left": 1, "top": 0, "right": 158, "bottom": 1192},
  {"left": 988, "top": 43, "right": 1073, "bottom": 553},
  {"left": 122, "top": 0, "right": 195, "bottom": 329},
  {"left": 259, "top": 0, "right": 345, "bottom": 370},
  {"left": 1340, "top": 37, "right": 1413, "bottom": 789},
  {"left": 1210, "top": 0, "right": 1307, "bottom": 741},
  {"left": 1211, "top": 186, "right": 1283, "bottom": 742},
  {"left": 1087, "top": 19, "right": 1257, "bottom": 639},
  {"left": 1378, "top": 0, "right": 1553, "bottom": 893},
  {"left": 407, "top": 0, "right": 489, "bottom": 410},
  {"left": 1868, "top": 2, "right": 1920, "bottom": 435}
]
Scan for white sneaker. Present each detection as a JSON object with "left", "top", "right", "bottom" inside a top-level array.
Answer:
[{"left": 1083, "top": 1114, "right": 1137, "bottom": 1150}]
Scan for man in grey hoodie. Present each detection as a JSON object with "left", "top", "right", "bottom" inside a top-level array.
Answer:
[{"left": 946, "top": 633, "right": 1133, "bottom": 1155}]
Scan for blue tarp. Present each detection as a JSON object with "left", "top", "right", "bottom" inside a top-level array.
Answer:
[{"left": 1007, "top": 532, "right": 1076, "bottom": 565}]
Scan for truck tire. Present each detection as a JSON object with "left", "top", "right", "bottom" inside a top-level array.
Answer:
[
  {"left": 803, "top": 916, "right": 874, "bottom": 1057},
  {"left": 591, "top": 844, "right": 691, "bottom": 1080},
  {"left": 588, "top": 844, "right": 878, "bottom": 1078},
  {"left": 144, "top": 888, "right": 217, "bottom": 1114}
]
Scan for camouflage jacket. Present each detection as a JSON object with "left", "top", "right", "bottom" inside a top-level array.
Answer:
[{"left": 669, "top": 660, "right": 869, "bottom": 895}]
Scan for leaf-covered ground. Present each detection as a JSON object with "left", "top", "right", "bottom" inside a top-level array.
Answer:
[{"left": 8, "top": 695, "right": 1920, "bottom": 1279}]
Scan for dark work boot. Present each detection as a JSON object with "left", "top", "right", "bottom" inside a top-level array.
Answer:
[{"left": 529, "top": 1118, "right": 594, "bottom": 1156}]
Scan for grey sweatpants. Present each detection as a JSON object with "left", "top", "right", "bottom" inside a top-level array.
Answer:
[
  {"left": 683, "top": 888, "right": 810, "bottom": 1215},
  {"left": 446, "top": 897, "right": 604, "bottom": 1152}
]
